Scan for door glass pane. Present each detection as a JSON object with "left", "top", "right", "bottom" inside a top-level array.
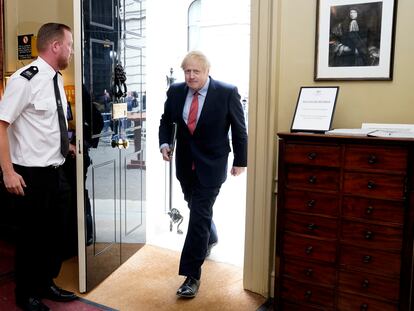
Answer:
[
  {"left": 80, "top": 0, "right": 147, "bottom": 291},
  {"left": 119, "top": 0, "right": 146, "bottom": 263},
  {"left": 82, "top": 0, "right": 121, "bottom": 291}
]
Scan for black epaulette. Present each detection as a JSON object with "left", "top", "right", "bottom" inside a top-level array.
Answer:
[{"left": 20, "top": 66, "right": 39, "bottom": 80}]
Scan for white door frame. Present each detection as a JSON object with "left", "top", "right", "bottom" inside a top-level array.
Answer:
[
  {"left": 73, "top": 0, "right": 87, "bottom": 293},
  {"left": 243, "top": 0, "right": 280, "bottom": 297}
]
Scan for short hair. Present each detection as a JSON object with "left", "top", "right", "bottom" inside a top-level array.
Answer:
[
  {"left": 36, "top": 23, "right": 72, "bottom": 53},
  {"left": 181, "top": 51, "right": 211, "bottom": 71}
]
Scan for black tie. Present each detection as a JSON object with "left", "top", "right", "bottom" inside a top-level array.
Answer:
[{"left": 53, "top": 73, "right": 69, "bottom": 157}]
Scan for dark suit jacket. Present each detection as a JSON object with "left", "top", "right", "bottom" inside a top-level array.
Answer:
[{"left": 159, "top": 77, "right": 247, "bottom": 187}]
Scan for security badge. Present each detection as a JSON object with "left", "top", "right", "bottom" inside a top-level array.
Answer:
[{"left": 20, "top": 66, "right": 39, "bottom": 80}]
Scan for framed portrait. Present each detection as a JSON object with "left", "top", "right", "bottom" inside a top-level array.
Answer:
[{"left": 314, "top": 0, "right": 397, "bottom": 81}]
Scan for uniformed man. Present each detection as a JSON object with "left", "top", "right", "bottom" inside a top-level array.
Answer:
[{"left": 0, "top": 23, "right": 77, "bottom": 311}]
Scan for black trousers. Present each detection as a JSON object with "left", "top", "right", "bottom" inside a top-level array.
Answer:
[
  {"left": 179, "top": 172, "right": 221, "bottom": 280},
  {"left": 13, "top": 164, "right": 70, "bottom": 298}
]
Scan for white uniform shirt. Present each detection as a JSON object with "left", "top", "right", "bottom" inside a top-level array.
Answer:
[{"left": 0, "top": 57, "right": 68, "bottom": 167}]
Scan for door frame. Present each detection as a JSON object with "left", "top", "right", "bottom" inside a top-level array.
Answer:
[
  {"left": 243, "top": 0, "right": 280, "bottom": 297},
  {"left": 73, "top": 0, "right": 278, "bottom": 296},
  {"left": 74, "top": 0, "right": 87, "bottom": 293}
]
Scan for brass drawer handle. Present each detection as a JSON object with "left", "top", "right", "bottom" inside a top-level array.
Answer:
[
  {"left": 307, "top": 223, "right": 317, "bottom": 231},
  {"left": 307, "top": 152, "right": 317, "bottom": 160},
  {"left": 364, "top": 230, "right": 374, "bottom": 240},
  {"left": 368, "top": 154, "right": 377, "bottom": 164},
  {"left": 367, "top": 181, "right": 375, "bottom": 189},
  {"left": 363, "top": 255, "right": 372, "bottom": 263},
  {"left": 304, "top": 290, "right": 312, "bottom": 300},
  {"left": 360, "top": 303, "right": 369, "bottom": 311},
  {"left": 307, "top": 199, "right": 316, "bottom": 208},
  {"left": 361, "top": 279, "right": 370, "bottom": 288},
  {"left": 308, "top": 176, "right": 317, "bottom": 184},
  {"left": 365, "top": 206, "right": 374, "bottom": 215},
  {"left": 305, "top": 246, "right": 313, "bottom": 254},
  {"left": 305, "top": 268, "right": 313, "bottom": 276}
]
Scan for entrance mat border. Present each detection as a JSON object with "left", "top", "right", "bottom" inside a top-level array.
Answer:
[{"left": 77, "top": 297, "right": 119, "bottom": 311}]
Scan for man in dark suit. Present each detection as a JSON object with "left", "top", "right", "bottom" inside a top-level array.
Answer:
[{"left": 159, "top": 51, "right": 247, "bottom": 298}]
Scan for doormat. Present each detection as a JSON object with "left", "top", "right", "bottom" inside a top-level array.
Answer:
[{"left": 0, "top": 278, "right": 118, "bottom": 311}]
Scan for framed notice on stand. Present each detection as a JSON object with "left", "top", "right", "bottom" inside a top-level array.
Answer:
[{"left": 291, "top": 86, "right": 339, "bottom": 133}]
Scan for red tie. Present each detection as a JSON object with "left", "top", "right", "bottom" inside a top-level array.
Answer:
[{"left": 187, "top": 92, "right": 199, "bottom": 134}]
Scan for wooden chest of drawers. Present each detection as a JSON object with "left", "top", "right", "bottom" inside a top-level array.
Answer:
[{"left": 275, "top": 133, "right": 414, "bottom": 311}]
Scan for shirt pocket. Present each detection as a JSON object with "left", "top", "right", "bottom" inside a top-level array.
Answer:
[
  {"left": 29, "top": 97, "right": 57, "bottom": 122},
  {"left": 31, "top": 97, "right": 56, "bottom": 111}
]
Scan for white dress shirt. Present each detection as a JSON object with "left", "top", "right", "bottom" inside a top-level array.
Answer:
[
  {"left": 182, "top": 78, "right": 210, "bottom": 125},
  {"left": 0, "top": 57, "right": 68, "bottom": 167}
]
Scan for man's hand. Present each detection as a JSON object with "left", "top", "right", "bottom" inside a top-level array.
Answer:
[
  {"left": 231, "top": 166, "right": 245, "bottom": 176},
  {"left": 69, "top": 143, "right": 76, "bottom": 158},
  {"left": 161, "top": 146, "right": 172, "bottom": 161},
  {"left": 3, "top": 170, "right": 26, "bottom": 196}
]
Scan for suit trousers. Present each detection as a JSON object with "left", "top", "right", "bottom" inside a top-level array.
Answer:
[
  {"left": 179, "top": 171, "right": 221, "bottom": 280},
  {"left": 13, "top": 164, "right": 70, "bottom": 298}
]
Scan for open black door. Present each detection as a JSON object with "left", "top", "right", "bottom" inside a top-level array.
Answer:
[{"left": 79, "top": 0, "right": 146, "bottom": 291}]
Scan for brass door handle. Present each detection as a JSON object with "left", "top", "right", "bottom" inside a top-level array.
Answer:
[{"left": 111, "top": 139, "right": 129, "bottom": 149}]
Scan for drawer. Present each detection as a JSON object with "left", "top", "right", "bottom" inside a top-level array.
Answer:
[
  {"left": 281, "top": 278, "right": 334, "bottom": 308},
  {"left": 285, "top": 190, "right": 339, "bottom": 216},
  {"left": 341, "top": 220, "right": 403, "bottom": 251},
  {"left": 342, "top": 196, "right": 404, "bottom": 225},
  {"left": 285, "top": 213, "right": 338, "bottom": 239},
  {"left": 287, "top": 166, "right": 339, "bottom": 191},
  {"left": 343, "top": 172, "right": 405, "bottom": 200},
  {"left": 338, "top": 292, "right": 398, "bottom": 311},
  {"left": 283, "top": 258, "right": 336, "bottom": 286},
  {"left": 285, "top": 143, "right": 341, "bottom": 167},
  {"left": 280, "top": 300, "right": 331, "bottom": 311},
  {"left": 338, "top": 270, "right": 400, "bottom": 301},
  {"left": 339, "top": 245, "right": 401, "bottom": 277},
  {"left": 345, "top": 145, "right": 407, "bottom": 172},
  {"left": 283, "top": 233, "right": 336, "bottom": 263}
]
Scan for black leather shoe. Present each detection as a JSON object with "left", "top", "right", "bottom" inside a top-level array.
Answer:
[
  {"left": 176, "top": 276, "right": 200, "bottom": 298},
  {"left": 206, "top": 241, "right": 218, "bottom": 257},
  {"left": 16, "top": 296, "right": 50, "bottom": 311},
  {"left": 41, "top": 283, "right": 77, "bottom": 302}
]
